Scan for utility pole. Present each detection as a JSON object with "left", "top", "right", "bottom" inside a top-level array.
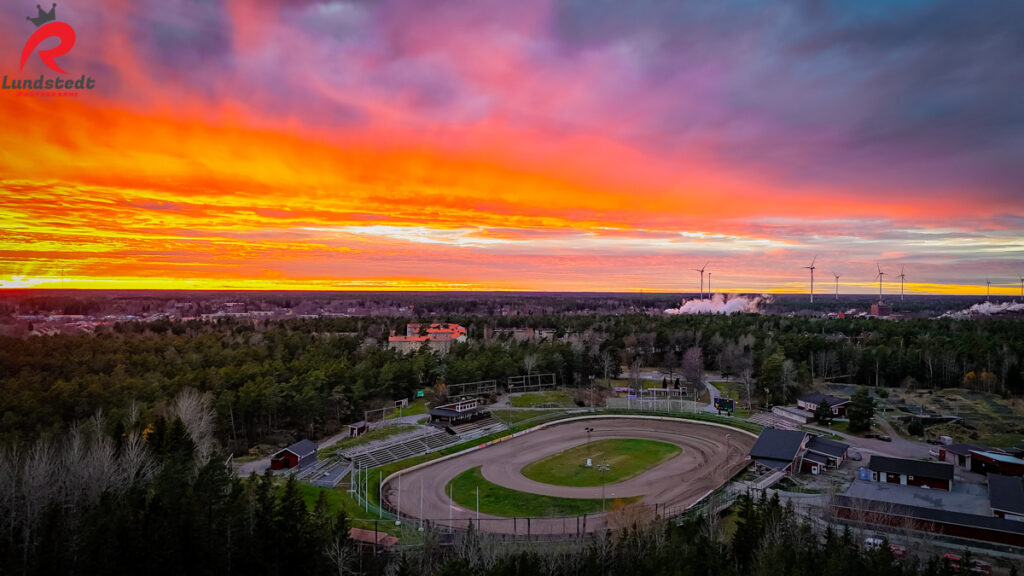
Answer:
[
  {"left": 395, "top": 473, "right": 402, "bottom": 526},
  {"left": 599, "top": 463, "right": 610, "bottom": 511}
]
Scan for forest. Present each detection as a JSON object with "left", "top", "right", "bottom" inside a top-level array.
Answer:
[{"left": 1, "top": 312, "right": 1023, "bottom": 448}]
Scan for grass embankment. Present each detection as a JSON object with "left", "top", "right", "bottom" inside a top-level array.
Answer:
[
  {"left": 319, "top": 424, "right": 418, "bottom": 457},
  {"left": 273, "top": 479, "right": 403, "bottom": 536},
  {"left": 388, "top": 399, "right": 429, "bottom": 418},
  {"left": 600, "top": 409, "right": 763, "bottom": 435},
  {"left": 446, "top": 466, "right": 639, "bottom": 517},
  {"left": 508, "top": 390, "right": 575, "bottom": 407},
  {"left": 609, "top": 378, "right": 666, "bottom": 390},
  {"left": 492, "top": 409, "right": 562, "bottom": 426},
  {"left": 521, "top": 439, "right": 680, "bottom": 487}
]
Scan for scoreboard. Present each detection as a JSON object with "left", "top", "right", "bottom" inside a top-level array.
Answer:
[{"left": 713, "top": 397, "right": 735, "bottom": 414}]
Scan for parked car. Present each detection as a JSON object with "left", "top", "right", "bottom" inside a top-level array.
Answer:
[
  {"left": 849, "top": 451, "right": 863, "bottom": 461},
  {"left": 878, "top": 435, "right": 892, "bottom": 442},
  {"left": 928, "top": 448, "right": 941, "bottom": 458},
  {"left": 864, "top": 538, "right": 906, "bottom": 559}
]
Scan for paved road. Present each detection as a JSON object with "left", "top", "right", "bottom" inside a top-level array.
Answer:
[
  {"left": 382, "top": 416, "right": 755, "bottom": 534},
  {"left": 703, "top": 380, "right": 722, "bottom": 413},
  {"left": 804, "top": 414, "right": 930, "bottom": 461}
]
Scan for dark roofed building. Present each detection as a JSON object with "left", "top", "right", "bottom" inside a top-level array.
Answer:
[
  {"left": 271, "top": 439, "right": 318, "bottom": 470},
  {"left": 942, "top": 443, "right": 988, "bottom": 468},
  {"left": 833, "top": 494, "right": 1024, "bottom": 547},
  {"left": 428, "top": 398, "right": 490, "bottom": 428},
  {"left": 797, "top": 392, "right": 850, "bottom": 416},
  {"left": 989, "top": 474, "right": 1024, "bottom": 520},
  {"left": 868, "top": 455, "right": 954, "bottom": 491},
  {"left": 805, "top": 436, "right": 849, "bottom": 470},
  {"left": 749, "top": 428, "right": 809, "bottom": 472}
]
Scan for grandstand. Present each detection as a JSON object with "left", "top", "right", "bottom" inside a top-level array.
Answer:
[
  {"left": 447, "top": 415, "right": 500, "bottom": 435},
  {"left": 345, "top": 429, "right": 456, "bottom": 469},
  {"left": 748, "top": 410, "right": 800, "bottom": 430}
]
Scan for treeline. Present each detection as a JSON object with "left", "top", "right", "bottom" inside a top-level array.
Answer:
[
  {"left": 0, "top": 395, "right": 352, "bottom": 576},
  {"left": 1, "top": 313, "right": 1022, "bottom": 446}
]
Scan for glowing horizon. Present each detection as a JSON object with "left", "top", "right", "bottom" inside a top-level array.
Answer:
[{"left": 2, "top": 2, "right": 1022, "bottom": 294}]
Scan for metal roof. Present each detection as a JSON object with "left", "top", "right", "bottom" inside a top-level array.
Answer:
[
  {"left": 989, "top": 474, "right": 1024, "bottom": 515},
  {"left": 807, "top": 436, "right": 849, "bottom": 459},
  {"left": 972, "top": 451, "right": 1024, "bottom": 465},
  {"left": 749, "top": 428, "right": 807, "bottom": 463},
  {"left": 804, "top": 452, "right": 828, "bottom": 466},
  {"left": 833, "top": 495, "right": 1024, "bottom": 535},
  {"left": 945, "top": 443, "right": 988, "bottom": 456},
  {"left": 868, "top": 455, "right": 954, "bottom": 480},
  {"left": 277, "top": 438, "right": 317, "bottom": 459},
  {"left": 797, "top": 392, "right": 850, "bottom": 406}
]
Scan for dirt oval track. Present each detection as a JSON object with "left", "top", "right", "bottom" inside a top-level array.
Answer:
[{"left": 381, "top": 416, "right": 754, "bottom": 534}]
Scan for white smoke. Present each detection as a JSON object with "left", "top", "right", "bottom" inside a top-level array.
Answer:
[
  {"left": 944, "top": 301, "right": 1024, "bottom": 318},
  {"left": 664, "top": 293, "right": 766, "bottom": 315}
]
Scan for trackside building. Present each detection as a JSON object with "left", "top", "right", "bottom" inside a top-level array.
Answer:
[
  {"left": 867, "top": 455, "right": 954, "bottom": 491},
  {"left": 270, "top": 439, "right": 318, "bottom": 470}
]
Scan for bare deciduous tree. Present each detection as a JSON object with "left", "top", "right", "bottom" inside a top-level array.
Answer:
[
  {"left": 523, "top": 354, "right": 537, "bottom": 377},
  {"left": 169, "top": 387, "right": 217, "bottom": 464}
]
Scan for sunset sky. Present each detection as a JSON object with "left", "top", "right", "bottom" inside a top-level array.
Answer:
[{"left": 2, "top": 1, "right": 1023, "bottom": 294}]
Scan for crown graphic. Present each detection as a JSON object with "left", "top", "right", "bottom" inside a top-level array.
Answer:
[{"left": 27, "top": 3, "right": 57, "bottom": 27}]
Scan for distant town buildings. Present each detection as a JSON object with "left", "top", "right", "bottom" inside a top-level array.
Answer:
[
  {"left": 870, "top": 302, "right": 893, "bottom": 317},
  {"left": 388, "top": 323, "right": 468, "bottom": 354}
]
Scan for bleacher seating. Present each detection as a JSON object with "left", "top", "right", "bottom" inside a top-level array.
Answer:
[
  {"left": 748, "top": 411, "right": 799, "bottom": 430},
  {"left": 447, "top": 416, "right": 499, "bottom": 435},
  {"left": 345, "top": 429, "right": 456, "bottom": 469}
]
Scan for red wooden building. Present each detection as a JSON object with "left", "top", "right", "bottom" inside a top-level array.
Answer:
[
  {"left": 867, "top": 455, "right": 954, "bottom": 491},
  {"left": 270, "top": 439, "right": 318, "bottom": 470}
]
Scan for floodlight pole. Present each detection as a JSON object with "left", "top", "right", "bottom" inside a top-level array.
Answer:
[
  {"left": 599, "top": 463, "right": 610, "bottom": 511},
  {"left": 396, "top": 473, "right": 402, "bottom": 526}
]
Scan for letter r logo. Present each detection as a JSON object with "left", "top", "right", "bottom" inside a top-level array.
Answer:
[{"left": 21, "top": 21, "right": 76, "bottom": 74}]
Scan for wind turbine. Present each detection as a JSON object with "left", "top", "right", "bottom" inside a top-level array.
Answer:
[
  {"left": 803, "top": 256, "right": 817, "bottom": 303},
  {"left": 832, "top": 272, "right": 841, "bottom": 300},
  {"left": 896, "top": 265, "right": 906, "bottom": 302},
  {"left": 1019, "top": 275, "right": 1023, "bottom": 302},
  {"left": 874, "top": 264, "right": 886, "bottom": 302},
  {"left": 986, "top": 278, "right": 991, "bottom": 302},
  {"left": 691, "top": 262, "right": 708, "bottom": 300},
  {"left": 708, "top": 273, "right": 712, "bottom": 297}
]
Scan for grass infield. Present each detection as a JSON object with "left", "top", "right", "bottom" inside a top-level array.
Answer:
[
  {"left": 521, "top": 438, "right": 681, "bottom": 487},
  {"left": 445, "top": 466, "right": 639, "bottom": 517}
]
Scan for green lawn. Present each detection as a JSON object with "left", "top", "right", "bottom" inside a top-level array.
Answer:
[
  {"left": 609, "top": 378, "right": 667, "bottom": 390},
  {"left": 319, "top": 424, "right": 418, "bottom": 457},
  {"left": 388, "top": 399, "right": 428, "bottom": 418},
  {"left": 445, "top": 466, "right": 639, "bottom": 517},
  {"left": 508, "top": 390, "right": 574, "bottom": 407},
  {"left": 492, "top": 409, "right": 562, "bottom": 425},
  {"left": 521, "top": 438, "right": 681, "bottom": 487}
]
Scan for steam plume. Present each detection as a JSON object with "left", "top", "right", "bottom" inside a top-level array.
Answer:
[{"left": 664, "top": 293, "right": 766, "bottom": 315}]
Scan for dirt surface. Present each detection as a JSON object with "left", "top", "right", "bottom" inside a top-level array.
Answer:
[{"left": 381, "top": 416, "right": 754, "bottom": 534}]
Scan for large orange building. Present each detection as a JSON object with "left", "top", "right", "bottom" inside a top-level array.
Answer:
[{"left": 387, "top": 323, "right": 468, "bottom": 354}]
